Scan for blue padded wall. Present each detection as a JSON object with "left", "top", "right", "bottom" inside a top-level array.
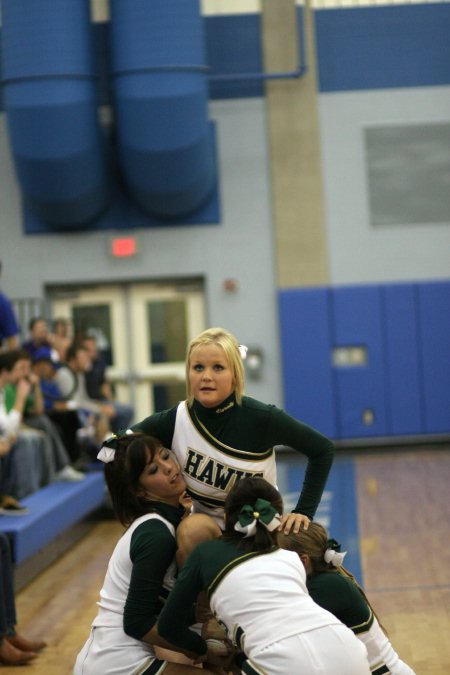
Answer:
[
  {"left": 109, "top": 0, "right": 215, "bottom": 219},
  {"left": 315, "top": 5, "right": 450, "bottom": 92},
  {"left": 382, "top": 284, "right": 424, "bottom": 436},
  {"left": 279, "top": 288, "right": 337, "bottom": 438},
  {"left": 331, "top": 286, "right": 388, "bottom": 438},
  {"left": 279, "top": 281, "right": 449, "bottom": 441},
  {"left": 0, "top": 0, "right": 219, "bottom": 232},
  {"left": 206, "top": 14, "right": 264, "bottom": 99},
  {"left": 417, "top": 281, "right": 450, "bottom": 434},
  {"left": 1, "top": 0, "right": 110, "bottom": 227}
]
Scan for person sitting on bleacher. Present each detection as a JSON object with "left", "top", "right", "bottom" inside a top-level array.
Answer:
[
  {"left": 22, "top": 317, "right": 58, "bottom": 362},
  {"left": 0, "top": 350, "right": 47, "bottom": 508},
  {"left": 82, "top": 333, "right": 134, "bottom": 434},
  {"left": 51, "top": 317, "right": 72, "bottom": 362},
  {"left": 0, "top": 531, "right": 47, "bottom": 665},
  {"left": 1, "top": 350, "right": 84, "bottom": 501},
  {"left": 57, "top": 343, "right": 114, "bottom": 459},
  {"left": 3, "top": 350, "right": 84, "bottom": 483},
  {"left": 31, "top": 351, "right": 91, "bottom": 467}
]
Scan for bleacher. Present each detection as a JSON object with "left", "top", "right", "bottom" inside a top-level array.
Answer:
[{"left": 0, "top": 470, "right": 107, "bottom": 590}]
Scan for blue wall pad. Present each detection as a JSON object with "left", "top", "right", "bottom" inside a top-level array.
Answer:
[
  {"left": 382, "top": 284, "right": 424, "bottom": 435},
  {"left": 279, "top": 281, "right": 449, "bottom": 443},
  {"left": 279, "top": 288, "right": 337, "bottom": 438},
  {"left": 205, "top": 14, "right": 264, "bottom": 100},
  {"left": 1, "top": 0, "right": 110, "bottom": 228},
  {"left": 0, "top": 473, "right": 106, "bottom": 564},
  {"left": 315, "top": 5, "right": 450, "bottom": 92},
  {"left": 277, "top": 452, "right": 362, "bottom": 584},
  {"left": 1, "top": 2, "right": 220, "bottom": 233},
  {"left": 109, "top": 0, "right": 216, "bottom": 220},
  {"left": 331, "top": 286, "right": 388, "bottom": 438},
  {"left": 0, "top": 8, "right": 309, "bottom": 110},
  {"left": 23, "top": 123, "right": 220, "bottom": 234},
  {"left": 417, "top": 280, "right": 450, "bottom": 433}
]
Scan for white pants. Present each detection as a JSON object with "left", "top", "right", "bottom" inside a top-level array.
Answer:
[
  {"left": 73, "top": 626, "right": 166, "bottom": 675},
  {"left": 244, "top": 623, "right": 371, "bottom": 675}
]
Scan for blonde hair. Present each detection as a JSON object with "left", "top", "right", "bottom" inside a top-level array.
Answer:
[
  {"left": 279, "top": 522, "right": 331, "bottom": 573},
  {"left": 186, "top": 327, "right": 245, "bottom": 405}
]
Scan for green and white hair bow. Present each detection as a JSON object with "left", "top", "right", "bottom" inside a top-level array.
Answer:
[{"left": 234, "top": 498, "right": 281, "bottom": 538}]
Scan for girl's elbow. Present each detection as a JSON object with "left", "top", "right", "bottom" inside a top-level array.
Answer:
[{"left": 123, "top": 618, "right": 152, "bottom": 641}]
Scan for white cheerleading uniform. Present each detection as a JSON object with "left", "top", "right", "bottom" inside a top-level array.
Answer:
[
  {"left": 158, "top": 542, "right": 371, "bottom": 675},
  {"left": 172, "top": 401, "right": 277, "bottom": 526},
  {"left": 74, "top": 513, "right": 176, "bottom": 675},
  {"left": 307, "top": 570, "right": 416, "bottom": 675},
  {"left": 358, "top": 616, "right": 416, "bottom": 675},
  {"left": 133, "top": 393, "right": 335, "bottom": 523},
  {"left": 209, "top": 548, "right": 370, "bottom": 675}
]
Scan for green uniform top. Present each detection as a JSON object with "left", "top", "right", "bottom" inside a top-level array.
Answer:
[
  {"left": 132, "top": 393, "right": 334, "bottom": 519},
  {"left": 157, "top": 538, "right": 274, "bottom": 656},
  {"left": 123, "top": 502, "right": 187, "bottom": 639},
  {"left": 307, "top": 571, "right": 373, "bottom": 633},
  {"left": 307, "top": 571, "right": 417, "bottom": 674}
]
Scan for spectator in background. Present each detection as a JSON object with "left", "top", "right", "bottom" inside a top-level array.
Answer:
[
  {"left": 52, "top": 317, "right": 72, "bottom": 362},
  {"left": 31, "top": 351, "right": 67, "bottom": 410},
  {"left": 57, "top": 343, "right": 114, "bottom": 455},
  {"left": 0, "top": 435, "right": 30, "bottom": 514},
  {"left": 22, "top": 317, "right": 57, "bottom": 362},
  {"left": 82, "top": 334, "right": 134, "bottom": 434},
  {"left": 31, "top": 351, "right": 83, "bottom": 465},
  {"left": 3, "top": 350, "right": 84, "bottom": 483},
  {"left": 0, "top": 350, "right": 47, "bottom": 505},
  {"left": 0, "top": 433, "right": 45, "bottom": 510},
  {"left": 0, "top": 261, "right": 20, "bottom": 351}
]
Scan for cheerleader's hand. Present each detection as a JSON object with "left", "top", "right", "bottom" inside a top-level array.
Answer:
[
  {"left": 193, "top": 644, "right": 233, "bottom": 672},
  {"left": 202, "top": 617, "right": 227, "bottom": 642},
  {"left": 179, "top": 490, "right": 193, "bottom": 517},
  {"left": 204, "top": 640, "right": 234, "bottom": 672},
  {"left": 280, "top": 512, "right": 310, "bottom": 534}
]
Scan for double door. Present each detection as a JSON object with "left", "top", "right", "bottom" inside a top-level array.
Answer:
[{"left": 50, "top": 281, "right": 205, "bottom": 422}]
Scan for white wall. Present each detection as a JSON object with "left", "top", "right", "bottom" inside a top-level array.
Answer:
[{"left": 319, "top": 86, "right": 450, "bottom": 284}]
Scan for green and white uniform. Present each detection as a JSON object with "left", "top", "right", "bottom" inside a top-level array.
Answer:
[
  {"left": 74, "top": 503, "right": 186, "bottom": 675},
  {"left": 133, "top": 394, "right": 334, "bottom": 526},
  {"left": 158, "top": 540, "right": 370, "bottom": 675},
  {"left": 308, "top": 572, "right": 416, "bottom": 675}
]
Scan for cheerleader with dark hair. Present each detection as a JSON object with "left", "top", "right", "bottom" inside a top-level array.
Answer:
[
  {"left": 74, "top": 433, "right": 227, "bottom": 675},
  {"left": 158, "top": 477, "right": 370, "bottom": 675}
]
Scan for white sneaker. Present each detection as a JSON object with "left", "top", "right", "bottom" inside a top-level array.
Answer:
[{"left": 56, "top": 466, "right": 85, "bottom": 482}]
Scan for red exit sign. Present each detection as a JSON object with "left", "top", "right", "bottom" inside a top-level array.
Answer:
[{"left": 111, "top": 237, "right": 137, "bottom": 257}]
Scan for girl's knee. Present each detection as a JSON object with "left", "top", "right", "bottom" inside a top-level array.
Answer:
[{"left": 176, "top": 514, "right": 221, "bottom": 566}]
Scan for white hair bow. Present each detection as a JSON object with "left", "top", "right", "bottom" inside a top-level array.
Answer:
[
  {"left": 97, "top": 445, "right": 116, "bottom": 463},
  {"left": 238, "top": 344, "right": 248, "bottom": 359},
  {"left": 324, "top": 548, "right": 347, "bottom": 567}
]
